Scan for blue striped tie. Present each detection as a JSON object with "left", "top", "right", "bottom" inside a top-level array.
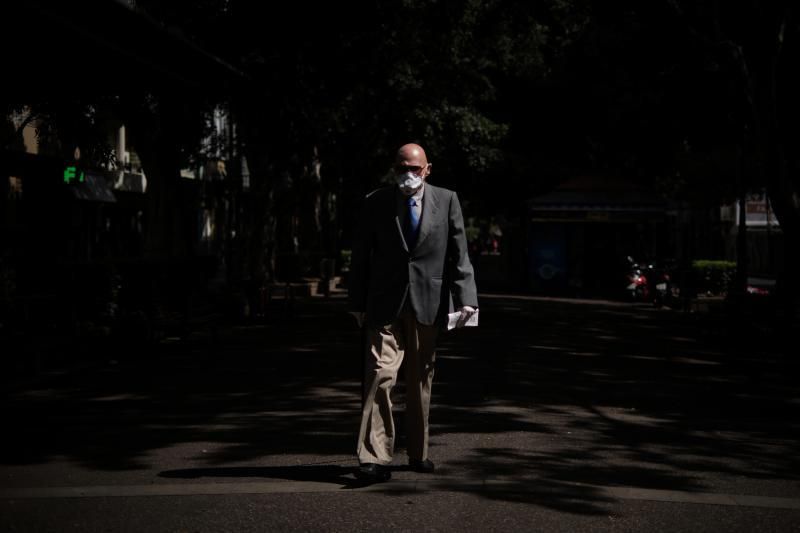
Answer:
[{"left": 407, "top": 198, "right": 420, "bottom": 249}]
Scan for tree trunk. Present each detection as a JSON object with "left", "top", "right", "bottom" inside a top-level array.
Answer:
[
  {"left": 734, "top": 145, "right": 748, "bottom": 297},
  {"left": 765, "top": 156, "right": 800, "bottom": 357},
  {"left": 137, "top": 142, "right": 184, "bottom": 259}
]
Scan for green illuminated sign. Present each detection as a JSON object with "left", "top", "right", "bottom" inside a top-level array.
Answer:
[{"left": 64, "top": 166, "right": 85, "bottom": 184}]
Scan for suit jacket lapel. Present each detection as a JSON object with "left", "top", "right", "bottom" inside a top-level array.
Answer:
[
  {"left": 392, "top": 190, "right": 410, "bottom": 252},
  {"left": 395, "top": 215, "right": 409, "bottom": 252}
]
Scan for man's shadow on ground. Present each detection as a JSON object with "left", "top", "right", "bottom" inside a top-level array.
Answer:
[{"left": 158, "top": 464, "right": 416, "bottom": 489}]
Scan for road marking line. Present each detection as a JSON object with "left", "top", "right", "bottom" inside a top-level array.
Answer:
[{"left": 1, "top": 480, "right": 799, "bottom": 509}]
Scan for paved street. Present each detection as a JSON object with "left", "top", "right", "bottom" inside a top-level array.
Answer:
[{"left": 2, "top": 294, "right": 799, "bottom": 532}]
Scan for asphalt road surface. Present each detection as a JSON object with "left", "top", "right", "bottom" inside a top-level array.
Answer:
[{"left": 2, "top": 294, "right": 798, "bottom": 531}]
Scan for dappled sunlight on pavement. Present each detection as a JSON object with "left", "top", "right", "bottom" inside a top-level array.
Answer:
[{"left": 2, "top": 294, "right": 799, "bottom": 526}]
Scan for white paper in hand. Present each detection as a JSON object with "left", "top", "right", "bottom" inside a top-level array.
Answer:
[{"left": 447, "top": 308, "right": 479, "bottom": 331}]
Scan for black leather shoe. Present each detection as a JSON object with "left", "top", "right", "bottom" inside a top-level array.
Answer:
[
  {"left": 355, "top": 463, "right": 391, "bottom": 483},
  {"left": 408, "top": 459, "right": 435, "bottom": 473}
]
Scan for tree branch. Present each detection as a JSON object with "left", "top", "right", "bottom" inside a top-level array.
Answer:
[{"left": 6, "top": 108, "right": 43, "bottom": 148}]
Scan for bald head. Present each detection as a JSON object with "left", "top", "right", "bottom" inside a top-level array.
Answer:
[
  {"left": 396, "top": 143, "right": 428, "bottom": 166},
  {"left": 395, "top": 143, "right": 431, "bottom": 177}
]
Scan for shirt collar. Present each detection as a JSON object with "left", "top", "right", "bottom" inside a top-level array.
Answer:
[
  {"left": 411, "top": 183, "right": 425, "bottom": 203},
  {"left": 396, "top": 182, "right": 425, "bottom": 203}
]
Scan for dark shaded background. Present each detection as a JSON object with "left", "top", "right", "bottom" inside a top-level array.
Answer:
[{"left": 2, "top": 0, "right": 798, "bottom": 365}]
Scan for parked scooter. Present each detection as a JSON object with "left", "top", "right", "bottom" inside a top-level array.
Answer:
[
  {"left": 623, "top": 256, "right": 680, "bottom": 306},
  {"left": 649, "top": 260, "right": 679, "bottom": 308},
  {"left": 624, "top": 256, "right": 649, "bottom": 302}
]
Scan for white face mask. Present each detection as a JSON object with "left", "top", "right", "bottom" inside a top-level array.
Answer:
[{"left": 396, "top": 171, "right": 423, "bottom": 195}]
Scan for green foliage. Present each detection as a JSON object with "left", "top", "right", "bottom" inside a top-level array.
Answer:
[
  {"left": 691, "top": 260, "right": 736, "bottom": 270},
  {"left": 691, "top": 260, "right": 737, "bottom": 295},
  {"left": 464, "top": 217, "right": 481, "bottom": 242},
  {"left": 339, "top": 249, "right": 352, "bottom": 272},
  {"left": 216, "top": 0, "right": 588, "bottom": 200},
  {"left": 367, "top": 0, "right": 583, "bottom": 183},
  {"left": 5, "top": 100, "right": 117, "bottom": 167},
  {"left": 654, "top": 1, "right": 800, "bottom": 223}
]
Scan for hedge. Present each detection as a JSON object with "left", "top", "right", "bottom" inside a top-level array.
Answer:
[{"left": 691, "top": 260, "right": 737, "bottom": 296}]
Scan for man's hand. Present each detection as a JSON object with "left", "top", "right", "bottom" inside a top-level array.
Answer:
[
  {"left": 349, "top": 311, "right": 366, "bottom": 328},
  {"left": 456, "top": 306, "right": 476, "bottom": 328}
]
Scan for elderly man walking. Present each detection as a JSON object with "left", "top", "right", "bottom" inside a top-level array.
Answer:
[{"left": 349, "top": 143, "right": 478, "bottom": 483}]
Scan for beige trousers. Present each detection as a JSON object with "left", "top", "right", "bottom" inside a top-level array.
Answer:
[{"left": 357, "top": 309, "right": 439, "bottom": 465}]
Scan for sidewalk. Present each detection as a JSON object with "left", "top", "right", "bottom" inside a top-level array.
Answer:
[{"left": 2, "top": 293, "right": 799, "bottom": 531}]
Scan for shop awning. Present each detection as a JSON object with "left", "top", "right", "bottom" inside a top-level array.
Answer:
[
  {"left": 528, "top": 175, "right": 667, "bottom": 220},
  {"left": 70, "top": 172, "right": 117, "bottom": 203}
]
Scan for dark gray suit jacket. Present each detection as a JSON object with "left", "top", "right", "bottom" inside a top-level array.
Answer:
[{"left": 349, "top": 183, "right": 478, "bottom": 328}]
